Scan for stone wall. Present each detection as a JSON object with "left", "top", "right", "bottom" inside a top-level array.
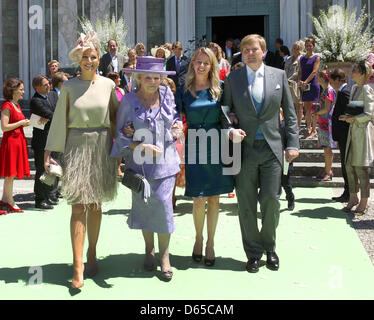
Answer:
[
  {"left": 147, "top": 0, "right": 165, "bottom": 50},
  {"left": 2, "top": 0, "right": 19, "bottom": 79}
]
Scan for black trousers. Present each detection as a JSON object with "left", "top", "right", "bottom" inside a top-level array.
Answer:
[
  {"left": 281, "top": 171, "right": 294, "bottom": 201},
  {"left": 33, "top": 145, "right": 52, "bottom": 203},
  {"left": 49, "top": 152, "right": 62, "bottom": 198},
  {"left": 337, "top": 137, "right": 349, "bottom": 196}
]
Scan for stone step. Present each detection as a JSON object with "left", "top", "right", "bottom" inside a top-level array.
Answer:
[
  {"left": 295, "top": 149, "right": 341, "bottom": 163},
  {"left": 290, "top": 176, "right": 374, "bottom": 188},
  {"left": 299, "top": 139, "right": 319, "bottom": 149},
  {"left": 292, "top": 162, "right": 343, "bottom": 177}
]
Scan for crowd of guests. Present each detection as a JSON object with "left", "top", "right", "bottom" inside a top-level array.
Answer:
[{"left": 1, "top": 32, "right": 374, "bottom": 288}]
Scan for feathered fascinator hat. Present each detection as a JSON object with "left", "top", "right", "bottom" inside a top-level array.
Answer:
[{"left": 69, "top": 31, "right": 100, "bottom": 65}]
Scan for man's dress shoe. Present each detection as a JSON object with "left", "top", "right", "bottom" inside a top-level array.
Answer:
[
  {"left": 332, "top": 194, "right": 349, "bottom": 203},
  {"left": 46, "top": 198, "right": 58, "bottom": 206},
  {"left": 287, "top": 198, "right": 295, "bottom": 211},
  {"left": 246, "top": 258, "right": 260, "bottom": 273},
  {"left": 35, "top": 201, "right": 54, "bottom": 210},
  {"left": 266, "top": 252, "right": 279, "bottom": 271}
]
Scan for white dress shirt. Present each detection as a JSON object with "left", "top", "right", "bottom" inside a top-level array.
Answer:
[{"left": 110, "top": 54, "right": 119, "bottom": 73}]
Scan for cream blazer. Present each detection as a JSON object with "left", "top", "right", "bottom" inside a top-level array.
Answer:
[
  {"left": 345, "top": 84, "right": 374, "bottom": 167},
  {"left": 284, "top": 55, "right": 301, "bottom": 104}
]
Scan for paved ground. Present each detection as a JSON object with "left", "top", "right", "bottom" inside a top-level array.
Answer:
[{"left": 0, "top": 183, "right": 374, "bottom": 300}]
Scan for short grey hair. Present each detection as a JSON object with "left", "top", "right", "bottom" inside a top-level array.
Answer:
[{"left": 132, "top": 73, "right": 167, "bottom": 89}]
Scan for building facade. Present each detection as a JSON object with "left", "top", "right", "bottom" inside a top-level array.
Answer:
[{"left": 0, "top": 0, "right": 372, "bottom": 100}]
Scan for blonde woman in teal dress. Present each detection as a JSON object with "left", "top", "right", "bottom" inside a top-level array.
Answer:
[{"left": 176, "top": 47, "right": 234, "bottom": 267}]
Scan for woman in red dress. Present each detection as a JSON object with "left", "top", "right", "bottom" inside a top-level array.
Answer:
[{"left": 0, "top": 78, "right": 31, "bottom": 214}]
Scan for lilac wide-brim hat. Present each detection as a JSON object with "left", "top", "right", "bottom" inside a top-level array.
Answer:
[{"left": 122, "top": 56, "right": 176, "bottom": 75}]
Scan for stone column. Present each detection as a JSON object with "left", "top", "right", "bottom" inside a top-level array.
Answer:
[
  {"left": 90, "top": 0, "right": 110, "bottom": 26},
  {"left": 19, "top": 0, "right": 30, "bottom": 99},
  {"left": 0, "top": 0, "right": 3, "bottom": 99},
  {"left": 58, "top": 0, "right": 78, "bottom": 68},
  {"left": 280, "top": 0, "right": 300, "bottom": 47},
  {"left": 300, "top": 0, "right": 313, "bottom": 39},
  {"left": 123, "top": 0, "right": 136, "bottom": 47},
  {"left": 177, "top": 0, "right": 195, "bottom": 50},
  {"left": 136, "top": 0, "right": 147, "bottom": 48},
  {"left": 29, "top": 0, "right": 46, "bottom": 94},
  {"left": 332, "top": 0, "right": 345, "bottom": 6},
  {"left": 347, "top": 0, "right": 362, "bottom": 17},
  {"left": 165, "top": 0, "right": 177, "bottom": 43}
]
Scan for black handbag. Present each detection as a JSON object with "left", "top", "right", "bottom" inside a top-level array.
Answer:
[
  {"left": 121, "top": 168, "right": 144, "bottom": 193},
  {"left": 345, "top": 104, "right": 364, "bottom": 116}
]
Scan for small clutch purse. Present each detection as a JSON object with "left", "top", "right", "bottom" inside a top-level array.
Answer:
[{"left": 122, "top": 168, "right": 144, "bottom": 193}]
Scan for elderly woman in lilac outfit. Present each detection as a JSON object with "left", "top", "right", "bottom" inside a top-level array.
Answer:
[{"left": 111, "top": 57, "right": 183, "bottom": 280}]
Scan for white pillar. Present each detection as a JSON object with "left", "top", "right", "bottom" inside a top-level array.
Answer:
[
  {"left": 58, "top": 0, "right": 78, "bottom": 68},
  {"left": 0, "top": 0, "right": 3, "bottom": 99},
  {"left": 29, "top": 0, "right": 46, "bottom": 94},
  {"left": 90, "top": 0, "right": 110, "bottom": 26},
  {"left": 165, "top": 0, "right": 177, "bottom": 43},
  {"left": 136, "top": 0, "right": 147, "bottom": 47},
  {"left": 300, "top": 0, "right": 313, "bottom": 39},
  {"left": 177, "top": 0, "right": 195, "bottom": 49},
  {"left": 332, "top": 0, "right": 345, "bottom": 6},
  {"left": 19, "top": 0, "right": 30, "bottom": 99},
  {"left": 280, "top": 0, "right": 300, "bottom": 48},
  {"left": 347, "top": 0, "right": 362, "bottom": 17},
  {"left": 123, "top": 0, "right": 136, "bottom": 47}
]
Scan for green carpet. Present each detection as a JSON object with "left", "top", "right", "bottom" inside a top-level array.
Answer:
[{"left": 0, "top": 185, "right": 373, "bottom": 300}]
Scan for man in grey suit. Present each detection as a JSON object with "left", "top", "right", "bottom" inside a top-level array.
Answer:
[
  {"left": 98, "top": 39, "right": 126, "bottom": 79},
  {"left": 223, "top": 34, "right": 299, "bottom": 273}
]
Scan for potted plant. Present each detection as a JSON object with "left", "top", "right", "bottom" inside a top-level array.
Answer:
[
  {"left": 310, "top": 5, "right": 373, "bottom": 74},
  {"left": 79, "top": 14, "right": 131, "bottom": 58}
]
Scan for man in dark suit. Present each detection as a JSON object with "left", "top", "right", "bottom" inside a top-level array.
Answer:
[
  {"left": 330, "top": 68, "right": 351, "bottom": 202},
  {"left": 47, "top": 72, "right": 69, "bottom": 200},
  {"left": 166, "top": 41, "right": 190, "bottom": 88},
  {"left": 223, "top": 34, "right": 299, "bottom": 273},
  {"left": 120, "top": 61, "right": 135, "bottom": 93},
  {"left": 273, "top": 38, "right": 284, "bottom": 69},
  {"left": 30, "top": 75, "right": 56, "bottom": 209},
  {"left": 98, "top": 39, "right": 126, "bottom": 79},
  {"left": 231, "top": 52, "right": 243, "bottom": 69},
  {"left": 264, "top": 49, "right": 275, "bottom": 67},
  {"left": 224, "top": 38, "right": 237, "bottom": 64}
]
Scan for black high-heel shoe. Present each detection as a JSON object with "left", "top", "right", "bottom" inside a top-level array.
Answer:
[
  {"left": 204, "top": 257, "right": 215, "bottom": 267},
  {"left": 204, "top": 247, "right": 215, "bottom": 267},
  {"left": 192, "top": 252, "right": 203, "bottom": 262}
]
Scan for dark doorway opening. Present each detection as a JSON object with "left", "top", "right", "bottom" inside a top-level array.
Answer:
[{"left": 212, "top": 16, "right": 265, "bottom": 50}]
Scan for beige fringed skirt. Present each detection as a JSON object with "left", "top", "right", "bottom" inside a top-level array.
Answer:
[{"left": 61, "top": 127, "right": 117, "bottom": 207}]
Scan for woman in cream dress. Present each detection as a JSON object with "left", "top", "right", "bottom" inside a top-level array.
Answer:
[
  {"left": 44, "top": 32, "right": 119, "bottom": 289},
  {"left": 340, "top": 61, "right": 374, "bottom": 215},
  {"left": 284, "top": 41, "right": 304, "bottom": 129}
]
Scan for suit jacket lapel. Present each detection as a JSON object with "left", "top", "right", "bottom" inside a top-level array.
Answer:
[
  {"left": 261, "top": 65, "right": 275, "bottom": 115},
  {"left": 239, "top": 66, "right": 257, "bottom": 114}
]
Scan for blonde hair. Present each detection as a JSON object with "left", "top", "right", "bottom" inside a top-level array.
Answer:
[
  {"left": 206, "top": 42, "right": 223, "bottom": 61},
  {"left": 161, "top": 77, "right": 176, "bottom": 94},
  {"left": 291, "top": 41, "right": 304, "bottom": 54},
  {"left": 48, "top": 60, "right": 60, "bottom": 70},
  {"left": 135, "top": 43, "right": 145, "bottom": 55},
  {"left": 240, "top": 34, "right": 267, "bottom": 52},
  {"left": 185, "top": 47, "right": 222, "bottom": 100}
]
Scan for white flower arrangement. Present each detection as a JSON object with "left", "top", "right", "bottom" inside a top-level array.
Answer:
[
  {"left": 310, "top": 5, "right": 373, "bottom": 63},
  {"left": 79, "top": 14, "right": 131, "bottom": 57}
]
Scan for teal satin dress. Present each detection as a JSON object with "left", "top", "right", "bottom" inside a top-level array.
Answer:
[{"left": 176, "top": 87, "right": 234, "bottom": 197}]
